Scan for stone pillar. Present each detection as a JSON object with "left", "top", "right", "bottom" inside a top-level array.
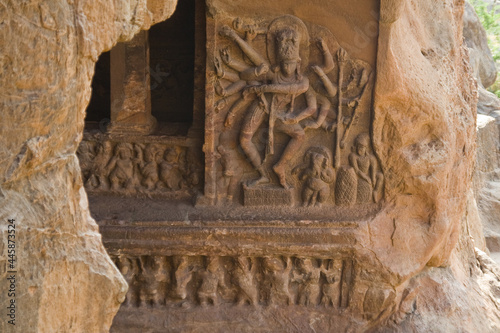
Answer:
[{"left": 109, "top": 30, "right": 157, "bottom": 135}]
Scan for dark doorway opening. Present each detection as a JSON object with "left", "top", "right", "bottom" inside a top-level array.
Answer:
[
  {"left": 86, "top": 51, "right": 111, "bottom": 128},
  {"left": 149, "top": 0, "right": 196, "bottom": 124}
]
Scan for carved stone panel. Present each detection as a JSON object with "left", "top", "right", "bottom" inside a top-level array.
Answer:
[
  {"left": 111, "top": 254, "right": 356, "bottom": 309},
  {"left": 204, "top": 1, "right": 383, "bottom": 208},
  {"left": 77, "top": 132, "right": 202, "bottom": 197}
]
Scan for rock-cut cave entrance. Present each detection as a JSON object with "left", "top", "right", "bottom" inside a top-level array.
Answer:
[
  {"left": 85, "top": 0, "right": 197, "bottom": 135},
  {"left": 78, "top": 0, "right": 206, "bottom": 239}
]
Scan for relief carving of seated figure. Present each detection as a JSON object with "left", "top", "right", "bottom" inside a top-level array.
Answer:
[
  {"left": 293, "top": 146, "right": 335, "bottom": 207},
  {"left": 106, "top": 143, "right": 137, "bottom": 191},
  {"left": 159, "top": 148, "right": 184, "bottom": 190}
]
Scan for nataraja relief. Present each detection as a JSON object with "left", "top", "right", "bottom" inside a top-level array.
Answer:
[{"left": 211, "top": 14, "right": 382, "bottom": 207}]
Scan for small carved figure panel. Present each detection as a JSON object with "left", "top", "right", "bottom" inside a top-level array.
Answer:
[
  {"left": 210, "top": 10, "right": 383, "bottom": 208},
  {"left": 77, "top": 135, "right": 202, "bottom": 197}
]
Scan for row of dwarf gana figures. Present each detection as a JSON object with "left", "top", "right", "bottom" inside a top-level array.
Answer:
[
  {"left": 78, "top": 140, "right": 200, "bottom": 194},
  {"left": 113, "top": 255, "right": 354, "bottom": 308},
  {"left": 214, "top": 15, "right": 383, "bottom": 205}
]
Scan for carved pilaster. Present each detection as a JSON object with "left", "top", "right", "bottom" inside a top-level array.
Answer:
[{"left": 109, "top": 31, "right": 157, "bottom": 135}]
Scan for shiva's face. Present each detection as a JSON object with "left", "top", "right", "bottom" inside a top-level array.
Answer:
[{"left": 280, "top": 60, "right": 297, "bottom": 76}]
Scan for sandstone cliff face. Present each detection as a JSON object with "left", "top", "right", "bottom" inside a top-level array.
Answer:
[
  {"left": 363, "top": 1, "right": 500, "bottom": 331},
  {"left": 363, "top": 0, "right": 500, "bottom": 330},
  {"left": 371, "top": 0, "right": 476, "bottom": 277},
  {"left": 463, "top": 2, "right": 497, "bottom": 89},
  {"left": 464, "top": 1, "right": 500, "bottom": 120},
  {"left": 465, "top": 1, "right": 500, "bottom": 265},
  {"left": 474, "top": 115, "right": 500, "bottom": 256},
  {"left": 0, "top": 1, "right": 177, "bottom": 332}
]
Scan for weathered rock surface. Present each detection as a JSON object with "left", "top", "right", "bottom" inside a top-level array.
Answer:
[
  {"left": 464, "top": 2, "right": 500, "bottom": 130},
  {"left": 475, "top": 115, "right": 500, "bottom": 261},
  {"left": 463, "top": 2, "right": 497, "bottom": 89},
  {"left": 465, "top": 1, "right": 500, "bottom": 265},
  {"left": 370, "top": 0, "right": 476, "bottom": 281},
  {"left": 366, "top": 0, "right": 500, "bottom": 331},
  {"left": 464, "top": 2, "right": 499, "bottom": 118},
  {"left": 478, "top": 88, "right": 500, "bottom": 119},
  {"left": 0, "top": 1, "right": 177, "bottom": 332}
]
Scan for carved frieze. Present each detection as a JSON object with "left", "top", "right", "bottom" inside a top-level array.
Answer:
[
  {"left": 111, "top": 255, "right": 355, "bottom": 309},
  {"left": 77, "top": 136, "right": 202, "bottom": 196}
]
